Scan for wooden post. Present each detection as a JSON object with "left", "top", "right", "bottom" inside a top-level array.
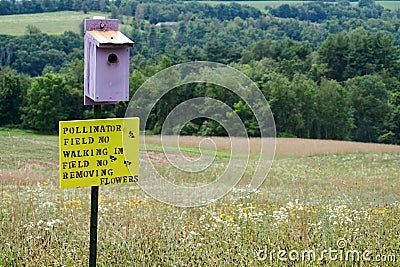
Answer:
[{"left": 89, "top": 104, "right": 101, "bottom": 267}]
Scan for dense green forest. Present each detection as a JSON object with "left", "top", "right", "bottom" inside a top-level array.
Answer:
[{"left": 0, "top": 0, "right": 400, "bottom": 144}]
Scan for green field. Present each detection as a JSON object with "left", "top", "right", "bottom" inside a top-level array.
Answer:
[
  {"left": 0, "top": 11, "right": 108, "bottom": 35},
  {"left": 0, "top": 128, "right": 399, "bottom": 265},
  {"left": 377, "top": 0, "right": 400, "bottom": 9}
]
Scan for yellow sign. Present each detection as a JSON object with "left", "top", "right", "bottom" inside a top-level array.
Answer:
[{"left": 59, "top": 118, "right": 139, "bottom": 189}]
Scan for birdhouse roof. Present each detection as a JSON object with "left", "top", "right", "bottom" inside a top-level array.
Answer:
[{"left": 86, "top": 30, "right": 134, "bottom": 47}]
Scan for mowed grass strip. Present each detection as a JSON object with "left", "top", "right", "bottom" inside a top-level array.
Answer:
[
  {"left": 0, "top": 11, "right": 108, "bottom": 35},
  {"left": 144, "top": 135, "right": 400, "bottom": 157}
]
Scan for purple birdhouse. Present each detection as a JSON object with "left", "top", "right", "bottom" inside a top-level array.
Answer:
[{"left": 84, "top": 17, "right": 134, "bottom": 105}]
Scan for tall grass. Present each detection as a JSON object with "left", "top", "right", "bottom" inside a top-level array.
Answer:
[{"left": 0, "top": 130, "right": 399, "bottom": 266}]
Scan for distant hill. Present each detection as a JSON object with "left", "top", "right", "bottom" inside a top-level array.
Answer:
[
  {"left": 195, "top": 1, "right": 400, "bottom": 10},
  {"left": 1, "top": 1, "right": 400, "bottom": 36}
]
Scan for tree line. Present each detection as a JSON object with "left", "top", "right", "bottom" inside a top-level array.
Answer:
[
  {"left": 0, "top": 0, "right": 399, "bottom": 144},
  {"left": 0, "top": 0, "right": 262, "bottom": 19}
]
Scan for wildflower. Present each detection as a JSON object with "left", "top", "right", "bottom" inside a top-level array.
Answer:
[
  {"left": 345, "top": 217, "right": 353, "bottom": 224},
  {"left": 189, "top": 231, "right": 199, "bottom": 236},
  {"left": 232, "top": 225, "right": 240, "bottom": 231}
]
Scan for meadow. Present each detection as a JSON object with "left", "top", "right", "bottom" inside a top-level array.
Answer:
[{"left": 0, "top": 128, "right": 399, "bottom": 266}]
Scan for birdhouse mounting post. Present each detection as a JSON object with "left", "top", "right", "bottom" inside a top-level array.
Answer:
[{"left": 83, "top": 17, "right": 134, "bottom": 267}]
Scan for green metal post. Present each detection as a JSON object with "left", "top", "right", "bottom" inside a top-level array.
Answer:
[{"left": 89, "top": 104, "right": 101, "bottom": 267}]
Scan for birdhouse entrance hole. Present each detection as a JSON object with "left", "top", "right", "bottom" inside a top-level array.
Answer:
[{"left": 108, "top": 53, "right": 118, "bottom": 64}]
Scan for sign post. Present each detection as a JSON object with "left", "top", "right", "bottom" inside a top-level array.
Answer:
[
  {"left": 89, "top": 182, "right": 99, "bottom": 267},
  {"left": 58, "top": 16, "right": 134, "bottom": 266},
  {"left": 89, "top": 105, "right": 101, "bottom": 267},
  {"left": 59, "top": 116, "right": 139, "bottom": 265},
  {"left": 84, "top": 17, "right": 133, "bottom": 266}
]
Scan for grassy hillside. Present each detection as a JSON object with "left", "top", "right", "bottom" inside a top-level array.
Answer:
[
  {"left": 0, "top": 11, "right": 108, "bottom": 35},
  {"left": 378, "top": 0, "right": 400, "bottom": 9}
]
